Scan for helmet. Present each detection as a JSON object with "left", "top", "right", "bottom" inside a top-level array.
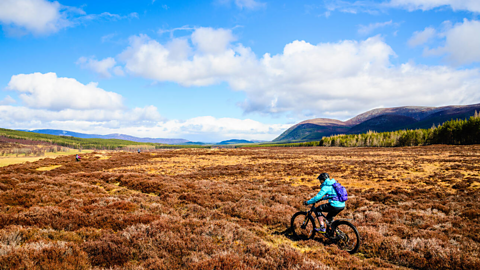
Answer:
[{"left": 317, "top": 173, "right": 329, "bottom": 181}]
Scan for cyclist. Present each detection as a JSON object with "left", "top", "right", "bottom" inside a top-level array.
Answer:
[{"left": 303, "top": 173, "right": 345, "bottom": 233}]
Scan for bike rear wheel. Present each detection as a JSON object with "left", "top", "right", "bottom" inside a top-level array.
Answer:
[
  {"left": 291, "top": 212, "right": 316, "bottom": 240},
  {"left": 330, "top": 220, "right": 361, "bottom": 254}
]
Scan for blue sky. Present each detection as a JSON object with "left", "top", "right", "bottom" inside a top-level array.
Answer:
[{"left": 1, "top": 0, "right": 480, "bottom": 142}]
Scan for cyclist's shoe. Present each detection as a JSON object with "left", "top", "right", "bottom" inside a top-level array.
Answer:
[{"left": 315, "top": 226, "right": 326, "bottom": 233}]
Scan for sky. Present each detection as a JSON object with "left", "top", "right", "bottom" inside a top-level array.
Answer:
[{"left": 1, "top": 0, "right": 480, "bottom": 142}]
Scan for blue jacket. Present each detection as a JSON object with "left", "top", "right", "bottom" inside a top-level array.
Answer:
[{"left": 306, "top": 178, "right": 345, "bottom": 208}]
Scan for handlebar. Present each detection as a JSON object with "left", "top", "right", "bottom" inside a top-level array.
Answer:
[{"left": 305, "top": 197, "right": 329, "bottom": 206}]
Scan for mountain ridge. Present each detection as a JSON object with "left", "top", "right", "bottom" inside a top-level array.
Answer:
[{"left": 274, "top": 103, "right": 480, "bottom": 142}]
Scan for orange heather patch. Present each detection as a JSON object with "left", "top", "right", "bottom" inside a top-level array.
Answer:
[{"left": 0, "top": 145, "right": 478, "bottom": 269}]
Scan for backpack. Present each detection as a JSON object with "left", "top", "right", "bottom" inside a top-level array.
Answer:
[{"left": 331, "top": 182, "right": 348, "bottom": 202}]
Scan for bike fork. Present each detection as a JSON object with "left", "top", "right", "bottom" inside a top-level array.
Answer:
[{"left": 301, "top": 218, "right": 309, "bottom": 229}]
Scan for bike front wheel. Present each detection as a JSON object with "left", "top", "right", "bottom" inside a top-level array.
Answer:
[
  {"left": 330, "top": 220, "right": 361, "bottom": 254},
  {"left": 290, "top": 212, "right": 316, "bottom": 240}
]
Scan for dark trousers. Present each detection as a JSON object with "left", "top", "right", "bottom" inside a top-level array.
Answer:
[{"left": 315, "top": 203, "right": 344, "bottom": 222}]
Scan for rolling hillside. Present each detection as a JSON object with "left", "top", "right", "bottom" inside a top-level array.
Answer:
[
  {"left": 274, "top": 103, "right": 480, "bottom": 142},
  {"left": 23, "top": 129, "right": 189, "bottom": 145},
  {"left": 0, "top": 128, "right": 161, "bottom": 150}
]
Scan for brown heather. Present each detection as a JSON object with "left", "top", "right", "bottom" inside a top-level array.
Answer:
[{"left": 0, "top": 144, "right": 479, "bottom": 269}]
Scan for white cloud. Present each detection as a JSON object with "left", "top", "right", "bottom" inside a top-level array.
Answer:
[
  {"left": 1, "top": 72, "right": 284, "bottom": 141},
  {"left": 154, "top": 116, "right": 288, "bottom": 141},
  {"left": 116, "top": 29, "right": 480, "bottom": 119},
  {"left": 408, "top": 27, "right": 436, "bottom": 47},
  {"left": 1, "top": 73, "right": 170, "bottom": 138},
  {"left": 217, "top": 0, "right": 266, "bottom": 10},
  {"left": 165, "top": 38, "right": 192, "bottom": 60},
  {"left": 113, "top": 66, "right": 125, "bottom": 76},
  {"left": 389, "top": 0, "right": 480, "bottom": 13},
  {"left": 322, "top": 0, "right": 382, "bottom": 15},
  {"left": 158, "top": 26, "right": 195, "bottom": 38},
  {"left": 424, "top": 19, "right": 480, "bottom": 65},
  {"left": 6, "top": 72, "right": 124, "bottom": 110},
  {"left": 0, "top": 95, "right": 16, "bottom": 105},
  {"left": 101, "top": 33, "right": 117, "bottom": 43},
  {"left": 78, "top": 12, "right": 139, "bottom": 22},
  {"left": 238, "top": 37, "right": 480, "bottom": 116},
  {"left": 234, "top": 0, "right": 265, "bottom": 9},
  {"left": 320, "top": 0, "right": 480, "bottom": 16},
  {"left": 0, "top": 105, "right": 286, "bottom": 141},
  {"left": 358, "top": 20, "right": 393, "bottom": 35},
  {"left": 191, "top": 27, "right": 236, "bottom": 54},
  {"left": 0, "top": 0, "right": 138, "bottom": 36},
  {"left": 76, "top": 56, "right": 119, "bottom": 78},
  {"left": 0, "top": 104, "right": 161, "bottom": 123},
  {"left": 118, "top": 30, "right": 258, "bottom": 87},
  {"left": 0, "top": 0, "right": 71, "bottom": 36}
]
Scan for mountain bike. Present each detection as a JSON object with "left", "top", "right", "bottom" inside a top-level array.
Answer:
[{"left": 290, "top": 201, "right": 361, "bottom": 254}]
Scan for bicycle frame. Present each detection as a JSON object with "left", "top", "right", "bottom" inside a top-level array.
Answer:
[
  {"left": 301, "top": 203, "right": 334, "bottom": 237},
  {"left": 293, "top": 201, "right": 361, "bottom": 254}
]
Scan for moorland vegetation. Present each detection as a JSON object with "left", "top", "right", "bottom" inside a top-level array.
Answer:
[{"left": 0, "top": 146, "right": 478, "bottom": 269}]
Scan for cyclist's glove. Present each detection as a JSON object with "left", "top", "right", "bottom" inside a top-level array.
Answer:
[{"left": 303, "top": 201, "right": 308, "bottom": 206}]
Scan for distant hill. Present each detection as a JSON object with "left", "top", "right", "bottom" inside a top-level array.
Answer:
[
  {"left": 23, "top": 129, "right": 190, "bottom": 145},
  {"left": 274, "top": 103, "right": 480, "bottom": 142},
  {"left": 274, "top": 120, "right": 349, "bottom": 142},
  {"left": 217, "top": 139, "right": 256, "bottom": 145},
  {"left": 183, "top": 142, "right": 209, "bottom": 145}
]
